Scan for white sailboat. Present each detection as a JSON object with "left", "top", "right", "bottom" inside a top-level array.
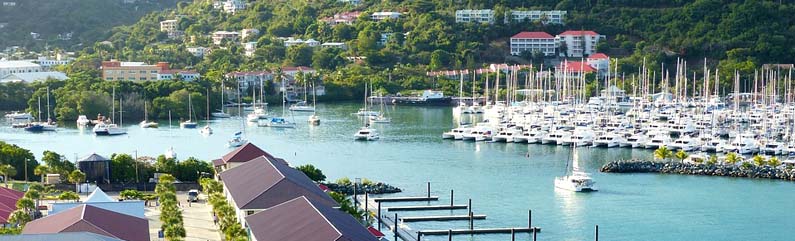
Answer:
[
  {"left": 180, "top": 94, "right": 198, "bottom": 129},
  {"left": 211, "top": 80, "right": 231, "bottom": 118},
  {"left": 228, "top": 83, "right": 248, "bottom": 147},
  {"left": 289, "top": 80, "right": 315, "bottom": 112},
  {"left": 354, "top": 83, "right": 379, "bottom": 141},
  {"left": 200, "top": 88, "right": 213, "bottom": 135},
  {"left": 260, "top": 77, "right": 296, "bottom": 128},
  {"left": 139, "top": 101, "right": 158, "bottom": 128},
  {"left": 307, "top": 82, "right": 320, "bottom": 125},
  {"left": 554, "top": 144, "right": 597, "bottom": 192},
  {"left": 369, "top": 94, "right": 391, "bottom": 124}
]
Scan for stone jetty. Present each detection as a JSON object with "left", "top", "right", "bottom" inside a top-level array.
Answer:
[
  {"left": 325, "top": 182, "right": 402, "bottom": 195},
  {"left": 601, "top": 160, "right": 795, "bottom": 181}
]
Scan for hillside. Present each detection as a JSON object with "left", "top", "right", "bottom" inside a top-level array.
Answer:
[{"left": 0, "top": 0, "right": 183, "bottom": 51}]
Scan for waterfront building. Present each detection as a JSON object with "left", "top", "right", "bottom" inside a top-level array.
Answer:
[
  {"left": 225, "top": 71, "right": 273, "bottom": 91},
  {"left": 0, "top": 60, "right": 43, "bottom": 76},
  {"left": 506, "top": 10, "right": 566, "bottom": 24},
  {"left": 320, "top": 11, "right": 361, "bottom": 26},
  {"left": 218, "top": 156, "right": 337, "bottom": 228},
  {"left": 556, "top": 30, "right": 605, "bottom": 58},
  {"left": 212, "top": 31, "right": 240, "bottom": 45},
  {"left": 509, "top": 31, "right": 556, "bottom": 56},
  {"left": 22, "top": 204, "right": 149, "bottom": 241},
  {"left": 455, "top": 9, "right": 495, "bottom": 24},
  {"left": 555, "top": 60, "right": 597, "bottom": 81},
  {"left": 371, "top": 12, "right": 401, "bottom": 21},
  {"left": 1, "top": 71, "right": 67, "bottom": 83},
  {"left": 245, "top": 196, "right": 378, "bottom": 241}
]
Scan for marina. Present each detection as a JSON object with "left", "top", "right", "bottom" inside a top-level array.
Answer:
[{"left": 3, "top": 102, "right": 795, "bottom": 240}]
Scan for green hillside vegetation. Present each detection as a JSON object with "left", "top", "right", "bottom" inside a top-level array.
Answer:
[{"left": 0, "top": 0, "right": 182, "bottom": 51}]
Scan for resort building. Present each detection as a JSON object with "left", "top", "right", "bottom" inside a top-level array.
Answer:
[
  {"left": 159, "top": 19, "right": 178, "bottom": 32},
  {"left": 506, "top": 10, "right": 566, "bottom": 24},
  {"left": 586, "top": 53, "right": 610, "bottom": 77},
  {"left": 509, "top": 31, "right": 557, "bottom": 56},
  {"left": 455, "top": 9, "right": 495, "bottom": 24},
  {"left": 283, "top": 38, "right": 320, "bottom": 47},
  {"left": 22, "top": 204, "right": 150, "bottom": 241},
  {"left": 222, "top": 0, "right": 246, "bottom": 14},
  {"left": 320, "top": 11, "right": 361, "bottom": 26},
  {"left": 101, "top": 61, "right": 197, "bottom": 81},
  {"left": 245, "top": 196, "right": 378, "bottom": 241},
  {"left": 371, "top": 12, "right": 401, "bottom": 21},
  {"left": 224, "top": 71, "right": 273, "bottom": 90},
  {"left": 219, "top": 155, "right": 338, "bottom": 228},
  {"left": 556, "top": 30, "right": 605, "bottom": 58},
  {"left": 0, "top": 60, "right": 43, "bottom": 76},
  {"left": 212, "top": 31, "right": 240, "bottom": 45}
]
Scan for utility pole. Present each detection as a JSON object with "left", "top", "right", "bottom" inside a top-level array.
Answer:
[
  {"left": 24, "top": 158, "right": 28, "bottom": 183},
  {"left": 134, "top": 150, "right": 139, "bottom": 183}
]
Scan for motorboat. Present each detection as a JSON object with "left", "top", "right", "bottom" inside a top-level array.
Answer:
[
  {"left": 525, "top": 129, "right": 548, "bottom": 144},
  {"left": 200, "top": 125, "right": 213, "bottom": 135},
  {"left": 492, "top": 127, "right": 522, "bottom": 143},
  {"left": 4, "top": 111, "right": 32, "bottom": 120},
  {"left": 369, "top": 115, "right": 391, "bottom": 124},
  {"left": 139, "top": 120, "right": 159, "bottom": 128},
  {"left": 93, "top": 122, "right": 127, "bottom": 136},
  {"left": 701, "top": 136, "right": 725, "bottom": 153},
  {"left": 760, "top": 141, "right": 784, "bottom": 155},
  {"left": 355, "top": 108, "right": 380, "bottom": 117},
  {"left": 308, "top": 114, "right": 320, "bottom": 125},
  {"left": 669, "top": 137, "right": 700, "bottom": 151},
  {"left": 260, "top": 117, "right": 296, "bottom": 128},
  {"left": 443, "top": 127, "right": 471, "bottom": 140},
  {"left": 644, "top": 133, "right": 671, "bottom": 149},
  {"left": 247, "top": 107, "right": 268, "bottom": 122},
  {"left": 593, "top": 133, "right": 624, "bottom": 148},
  {"left": 76, "top": 115, "right": 91, "bottom": 127},
  {"left": 541, "top": 130, "right": 571, "bottom": 145},
  {"left": 354, "top": 126, "right": 379, "bottom": 141},
  {"left": 554, "top": 145, "right": 597, "bottom": 192},
  {"left": 562, "top": 128, "right": 595, "bottom": 146},
  {"left": 180, "top": 120, "right": 197, "bottom": 129},
  {"left": 724, "top": 137, "right": 759, "bottom": 154},
  {"left": 211, "top": 111, "right": 232, "bottom": 118}
]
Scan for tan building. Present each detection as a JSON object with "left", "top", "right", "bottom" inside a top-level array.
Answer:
[{"left": 101, "top": 61, "right": 166, "bottom": 81}]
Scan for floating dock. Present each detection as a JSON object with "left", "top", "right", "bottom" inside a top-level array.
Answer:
[
  {"left": 373, "top": 196, "right": 440, "bottom": 202},
  {"left": 386, "top": 205, "right": 468, "bottom": 211},
  {"left": 418, "top": 227, "right": 542, "bottom": 235},
  {"left": 401, "top": 214, "right": 486, "bottom": 222}
]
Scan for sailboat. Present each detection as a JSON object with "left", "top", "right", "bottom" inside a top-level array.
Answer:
[
  {"left": 369, "top": 95, "right": 391, "bottom": 124},
  {"left": 307, "top": 82, "right": 320, "bottom": 125},
  {"left": 180, "top": 94, "right": 198, "bottom": 129},
  {"left": 211, "top": 80, "right": 231, "bottom": 118},
  {"left": 93, "top": 87, "right": 127, "bottom": 136},
  {"left": 246, "top": 78, "right": 269, "bottom": 122},
  {"left": 354, "top": 83, "right": 379, "bottom": 141},
  {"left": 200, "top": 88, "right": 213, "bottom": 135},
  {"left": 25, "top": 87, "right": 58, "bottom": 132},
  {"left": 139, "top": 101, "right": 158, "bottom": 128},
  {"left": 289, "top": 80, "right": 315, "bottom": 112},
  {"left": 228, "top": 83, "right": 248, "bottom": 147},
  {"left": 554, "top": 144, "right": 597, "bottom": 192},
  {"left": 261, "top": 79, "right": 296, "bottom": 128}
]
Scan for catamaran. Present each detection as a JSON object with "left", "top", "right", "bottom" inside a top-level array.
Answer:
[{"left": 554, "top": 145, "right": 597, "bottom": 192}]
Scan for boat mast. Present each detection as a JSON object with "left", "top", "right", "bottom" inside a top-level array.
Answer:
[
  {"left": 112, "top": 86, "right": 116, "bottom": 124},
  {"left": 46, "top": 86, "right": 50, "bottom": 122}
]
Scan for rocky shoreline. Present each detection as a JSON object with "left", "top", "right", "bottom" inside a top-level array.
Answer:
[
  {"left": 325, "top": 182, "right": 402, "bottom": 195},
  {"left": 601, "top": 160, "right": 795, "bottom": 181}
]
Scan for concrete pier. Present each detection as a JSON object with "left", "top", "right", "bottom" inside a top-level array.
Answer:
[
  {"left": 386, "top": 205, "right": 468, "bottom": 211},
  {"left": 418, "top": 227, "right": 542, "bottom": 235},
  {"left": 401, "top": 214, "right": 486, "bottom": 222}
]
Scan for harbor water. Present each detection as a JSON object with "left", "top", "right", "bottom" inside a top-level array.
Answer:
[{"left": 2, "top": 103, "right": 794, "bottom": 241}]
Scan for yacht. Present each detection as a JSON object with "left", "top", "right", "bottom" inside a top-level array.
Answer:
[
  {"left": 593, "top": 133, "right": 624, "bottom": 148},
  {"left": 542, "top": 130, "right": 571, "bottom": 145},
  {"left": 76, "top": 115, "right": 91, "bottom": 127},
  {"left": 562, "top": 128, "right": 595, "bottom": 146},
  {"left": 724, "top": 137, "right": 759, "bottom": 154},
  {"left": 368, "top": 115, "right": 391, "bottom": 124},
  {"left": 4, "top": 111, "right": 32, "bottom": 120},
  {"left": 355, "top": 108, "right": 380, "bottom": 117},
  {"left": 212, "top": 80, "right": 232, "bottom": 118},
  {"left": 492, "top": 127, "right": 522, "bottom": 143},
  {"left": 93, "top": 122, "right": 127, "bottom": 136},
  {"left": 443, "top": 127, "right": 471, "bottom": 140},
  {"left": 525, "top": 129, "right": 548, "bottom": 144},
  {"left": 761, "top": 141, "right": 784, "bottom": 155},
  {"left": 227, "top": 132, "right": 248, "bottom": 147},
  {"left": 354, "top": 126, "right": 379, "bottom": 141},
  {"left": 701, "top": 136, "right": 725, "bottom": 153},
  {"left": 246, "top": 107, "right": 268, "bottom": 122},
  {"left": 139, "top": 101, "right": 158, "bottom": 128},
  {"left": 644, "top": 133, "right": 671, "bottom": 149},
  {"left": 260, "top": 117, "right": 296, "bottom": 128},
  {"left": 289, "top": 101, "right": 316, "bottom": 112},
  {"left": 181, "top": 95, "right": 198, "bottom": 128},
  {"left": 554, "top": 145, "right": 597, "bottom": 192},
  {"left": 669, "top": 137, "right": 700, "bottom": 151}
]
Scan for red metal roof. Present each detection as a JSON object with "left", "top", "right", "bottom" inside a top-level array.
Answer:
[
  {"left": 558, "top": 61, "right": 596, "bottom": 73},
  {"left": 559, "top": 30, "right": 600, "bottom": 36},
  {"left": 245, "top": 196, "right": 378, "bottom": 241},
  {"left": 588, "top": 53, "right": 609, "bottom": 59},
  {"left": 0, "top": 187, "right": 23, "bottom": 224},
  {"left": 221, "top": 143, "right": 275, "bottom": 164},
  {"left": 22, "top": 204, "right": 149, "bottom": 241},
  {"left": 367, "top": 226, "right": 385, "bottom": 238},
  {"left": 511, "top": 31, "right": 554, "bottom": 39}
]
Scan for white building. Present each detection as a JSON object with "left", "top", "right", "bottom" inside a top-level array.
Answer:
[
  {"left": 187, "top": 47, "right": 210, "bottom": 58},
  {"left": 212, "top": 31, "right": 240, "bottom": 45},
  {"left": 0, "top": 60, "right": 43, "bottom": 76},
  {"left": 243, "top": 42, "right": 257, "bottom": 57},
  {"left": 1, "top": 71, "right": 67, "bottom": 83},
  {"left": 160, "top": 20, "right": 178, "bottom": 32},
  {"left": 33, "top": 57, "right": 71, "bottom": 69},
  {"left": 222, "top": 0, "right": 246, "bottom": 14},
  {"left": 283, "top": 38, "right": 320, "bottom": 47},
  {"left": 225, "top": 71, "right": 273, "bottom": 90},
  {"left": 509, "top": 32, "right": 556, "bottom": 56},
  {"left": 241, "top": 28, "right": 259, "bottom": 41},
  {"left": 321, "top": 42, "right": 347, "bottom": 50},
  {"left": 586, "top": 53, "right": 610, "bottom": 77},
  {"left": 506, "top": 10, "right": 566, "bottom": 24},
  {"left": 157, "top": 70, "right": 200, "bottom": 81},
  {"left": 455, "top": 9, "right": 495, "bottom": 24},
  {"left": 556, "top": 30, "right": 606, "bottom": 58},
  {"left": 371, "top": 12, "right": 401, "bottom": 21}
]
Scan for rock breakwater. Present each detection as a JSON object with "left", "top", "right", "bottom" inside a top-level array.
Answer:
[{"left": 601, "top": 160, "right": 795, "bottom": 181}]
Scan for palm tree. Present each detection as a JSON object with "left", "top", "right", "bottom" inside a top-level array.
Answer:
[
  {"left": 752, "top": 155, "right": 767, "bottom": 166},
  {"left": 58, "top": 191, "right": 80, "bottom": 202},
  {"left": 725, "top": 152, "right": 740, "bottom": 165},
  {"left": 0, "top": 164, "right": 17, "bottom": 187},
  {"left": 654, "top": 146, "right": 674, "bottom": 161},
  {"left": 674, "top": 150, "right": 689, "bottom": 162},
  {"left": 16, "top": 197, "right": 35, "bottom": 216},
  {"left": 768, "top": 157, "right": 781, "bottom": 167},
  {"left": 707, "top": 155, "right": 718, "bottom": 165},
  {"left": 68, "top": 170, "right": 86, "bottom": 193},
  {"left": 7, "top": 210, "right": 31, "bottom": 227},
  {"left": 34, "top": 165, "right": 49, "bottom": 183}
]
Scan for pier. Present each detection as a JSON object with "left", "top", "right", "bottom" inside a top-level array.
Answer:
[{"left": 355, "top": 182, "right": 543, "bottom": 241}]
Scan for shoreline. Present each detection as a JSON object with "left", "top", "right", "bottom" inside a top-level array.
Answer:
[{"left": 600, "top": 160, "right": 795, "bottom": 181}]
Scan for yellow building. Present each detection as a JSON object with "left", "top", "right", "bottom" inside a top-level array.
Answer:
[{"left": 101, "top": 61, "right": 166, "bottom": 81}]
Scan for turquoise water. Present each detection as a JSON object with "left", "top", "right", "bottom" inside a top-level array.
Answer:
[{"left": 2, "top": 103, "right": 794, "bottom": 241}]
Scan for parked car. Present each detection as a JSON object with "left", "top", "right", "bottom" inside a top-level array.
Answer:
[{"left": 187, "top": 189, "right": 200, "bottom": 202}]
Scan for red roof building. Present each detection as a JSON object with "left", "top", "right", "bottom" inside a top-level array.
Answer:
[
  {"left": 557, "top": 61, "right": 596, "bottom": 73},
  {"left": 22, "top": 204, "right": 149, "bottom": 241},
  {"left": 559, "top": 30, "right": 600, "bottom": 36},
  {"left": 556, "top": 30, "right": 605, "bottom": 58},
  {"left": 245, "top": 196, "right": 377, "bottom": 241},
  {"left": 509, "top": 31, "right": 556, "bottom": 56},
  {"left": 0, "top": 187, "right": 24, "bottom": 224},
  {"left": 588, "top": 53, "right": 608, "bottom": 59}
]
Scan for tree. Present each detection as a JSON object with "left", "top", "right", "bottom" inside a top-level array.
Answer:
[
  {"left": 16, "top": 198, "right": 35, "bottom": 214},
  {"left": 120, "top": 189, "right": 143, "bottom": 200},
  {"left": 34, "top": 165, "right": 49, "bottom": 183},
  {"left": 707, "top": 155, "right": 718, "bottom": 165},
  {"left": 58, "top": 191, "right": 79, "bottom": 201},
  {"left": 654, "top": 146, "right": 673, "bottom": 161},
  {"left": 0, "top": 164, "right": 17, "bottom": 187},
  {"left": 174, "top": 157, "right": 212, "bottom": 182},
  {"left": 7, "top": 210, "right": 31, "bottom": 226},
  {"left": 752, "top": 155, "right": 767, "bottom": 166},
  {"left": 725, "top": 152, "right": 740, "bottom": 165},
  {"left": 68, "top": 170, "right": 86, "bottom": 193},
  {"left": 285, "top": 44, "right": 313, "bottom": 67},
  {"left": 674, "top": 150, "right": 689, "bottom": 162},
  {"left": 296, "top": 164, "right": 326, "bottom": 182},
  {"left": 154, "top": 155, "right": 177, "bottom": 174},
  {"left": 768, "top": 157, "right": 781, "bottom": 167},
  {"left": 110, "top": 153, "right": 136, "bottom": 183}
]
